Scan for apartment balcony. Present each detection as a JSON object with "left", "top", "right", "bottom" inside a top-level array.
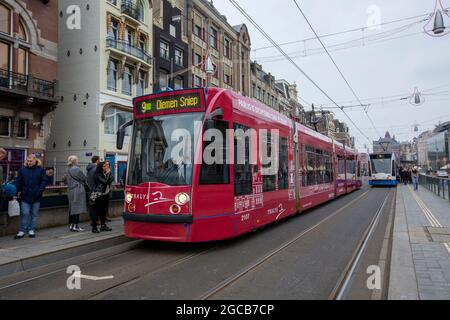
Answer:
[
  {"left": 106, "top": 37, "right": 152, "bottom": 66},
  {"left": 121, "top": 1, "right": 143, "bottom": 23},
  {"left": 0, "top": 68, "right": 57, "bottom": 109}
]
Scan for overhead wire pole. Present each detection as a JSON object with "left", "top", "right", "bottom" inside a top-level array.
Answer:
[
  {"left": 292, "top": 0, "right": 382, "bottom": 139},
  {"left": 227, "top": 0, "right": 372, "bottom": 144}
]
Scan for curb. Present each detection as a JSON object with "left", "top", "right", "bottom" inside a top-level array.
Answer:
[
  {"left": 0, "top": 234, "right": 134, "bottom": 278},
  {"left": 388, "top": 186, "right": 419, "bottom": 300}
]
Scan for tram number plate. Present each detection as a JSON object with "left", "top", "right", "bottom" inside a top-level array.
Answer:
[{"left": 241, "top": 214, "right": 250, "bottom": 222}]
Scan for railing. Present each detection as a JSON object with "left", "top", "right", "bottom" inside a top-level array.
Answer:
[
  {"left": 0, "top": 68, "right": 56, "bottom": 99},
  {"left": 121, "top": 1, "right": 143, "bottom": 22},
  {"left": 418, "top": 174, "right": 450, "bottom": 202},
  {"left": 106, "top": 37, "right": 152, "bottom": 64}
]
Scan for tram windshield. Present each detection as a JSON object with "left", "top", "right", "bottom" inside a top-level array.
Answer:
[
  {"left": 370, "top": 154, "right": 392, "bottom": 174},
  {"left": 128, "top": 113, "right": 204, "bottom": 186}
]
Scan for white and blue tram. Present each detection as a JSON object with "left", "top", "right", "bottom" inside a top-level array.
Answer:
[{"left": 368, "top": 153, "right": 398, "bottom": 186}]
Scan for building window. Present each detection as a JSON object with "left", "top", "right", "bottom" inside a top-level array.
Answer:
[
  {"left": 194, "top": 75, "right": 202, "bottom": 88},
  {"left": 194, "top": 24, "right": 202, "bottom": 39},
  {"left": 160, "top": 39, "right": 169, "bottom": 60},
  {"left": 224, "top": 38, "right": 231, "bottom": 59},
  {"left": 18, "top": 21, "right": 27, "bottom": 41},
  {"left": 174, "top": 76, "right": 184, "bottom": 90},
  {"left": 18, "top": 48, "right": 27, "bottom": 75},
  {"left": 174, "top": 47, "right": 183, "bottom": 66},
  {"left": 139, "top": 34, "right": 146, "bottom": 52},
  {"left": 210, "top": 27, "right": 218, "bottom": 48},
  {"left": 194, "top": 53, "right": 202, "bottom": 66},
  {"left": 159, "top": 68, "right": 169, "bottom": 90},
  {"left": 108, "top": 18, "right": 119, "bottom": 40},
  {"left": 137, "top": 71, "right": 146, "bottom": 96},
  {"left": 122, "top": 65, "right": 133, "bottom": 96},
  {"left": 107, "top": 59, "right": 118, "bottom": 91},
  {"left": 104, "top": 108, "right": 133, "bottom": 136},
  {"left": 224, "top": 74, "right": 231, "bottom": 86},
  {"left": 0, "top": 117, "right": 11, "bottom": 137},
  {"left": 170, "top": 24, "right": 176, "bottom": 38},
  {"left": 107, "top": 0, "right": 117, "bottom": 6},
  {"left": 0, "top": 3, "right": 11, "bottom": 35},
  {"left": 17, "top": 119, "right": 27, "bottom": 139},
  {"left": 0, "top": 41, "right": 10, "bottom": 70}
]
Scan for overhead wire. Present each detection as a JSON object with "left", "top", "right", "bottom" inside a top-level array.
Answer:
[{"left": 228, "top": 0, "right": 372, "bottom": 144}]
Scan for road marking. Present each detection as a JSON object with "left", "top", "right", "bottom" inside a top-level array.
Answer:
[
  {"left": 73, "top": 272, "right": 114, "bottom": 281},
  {"left": 407, "top": 186, "right": 442, "bottom": 228}
]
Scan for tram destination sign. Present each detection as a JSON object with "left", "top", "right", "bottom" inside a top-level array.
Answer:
[{"left": 135, "top": 91, "right": 204, "bottom": 118}]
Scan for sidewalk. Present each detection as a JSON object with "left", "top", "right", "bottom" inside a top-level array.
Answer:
[
  {"left": 0, "top": 218, "right": 126, "bottom": 278},
  {"left": 389, "top": 184, "right": 450, "bottom": 300}
]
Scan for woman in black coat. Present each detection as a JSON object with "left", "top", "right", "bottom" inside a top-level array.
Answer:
[{"left": 91, "top": 161, "right": 114, "bottom": 233}]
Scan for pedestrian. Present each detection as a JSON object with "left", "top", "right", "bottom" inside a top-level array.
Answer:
[
  {"left": 86, "top": 156, "right": 100, "bottom": 226},
  {"left": 13, "top": 154, "right": 48, "bottom": 239},
  {"left": 0, "top": 148, "right": 7, "bottom": 213},
  {"left": 66, "top": 156, "right": 88, "bottom": 232},
  {"left": 412, "top": 166, "right": 419, "bottom": 191},
  {"left": 45, "top": 167, "right": 55, "bottom": 186},
  {"left": 91, "top": 161, "right": 114, "bottom": 233}
]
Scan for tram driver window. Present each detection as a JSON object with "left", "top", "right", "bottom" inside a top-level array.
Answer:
[
  {"left": 278, "top": 137, "right": 289, "bottom": 190},
  {"left": 199, "top": 120, "right": 230, "bottom": 185}
]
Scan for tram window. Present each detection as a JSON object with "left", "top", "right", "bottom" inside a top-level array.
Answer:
[
  {"left": 234, "top": 123, "right": 253, "bottom": 196},
  {"left": 278, "top": 137, "right": 289, "bottom": 190},
  {"left": 338, "top": 156, "right": 345, "bottom": 175},
  {"left": 262, "top": 131, "right": 276, "bottom": 192},
  {"left": 324, "top": 151, "right": 333, "bottom": 183},
  {"left": 316, "top": 149, "right": 324, "bottom": 184},
  {"left": 199, "top": 120, "right": 230, "bottom": 185},
  {"left": 306, "top": 146, "right": 316, "bottom": 186},
  {"left": 301, "top": 144, "right": 307, "bottom": 187}
]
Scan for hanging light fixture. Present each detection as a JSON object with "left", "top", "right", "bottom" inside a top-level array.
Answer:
[
  {"left": 409, "top": 87, "right": 425, "bottom": 106},
  {"left": 424, "top": 0, "right": 450, "bottom": 37},
  {"left": 204, "top": 51, "right": 215, "bottom": 75},
  {"left": 433, "top": 9, "right": 446, "bottom": 34}
]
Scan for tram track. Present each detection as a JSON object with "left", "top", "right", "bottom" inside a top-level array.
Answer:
[
  {"left": 0, "top": 186, "right": 390, "bottom": 300},
  {"left": 329, "top": 188, "right": 393, "bottom": 300},
  {"left": 198, "top": 189, "right": 373, "bottom": 300}
]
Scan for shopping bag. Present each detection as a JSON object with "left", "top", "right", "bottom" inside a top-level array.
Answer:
[{"left": 8, "top": 200, "right": 20, "bottom": 217}]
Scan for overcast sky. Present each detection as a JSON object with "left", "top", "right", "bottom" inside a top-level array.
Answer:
[{"left": 212, "top": 0, "right": 450, "bottom": 151}]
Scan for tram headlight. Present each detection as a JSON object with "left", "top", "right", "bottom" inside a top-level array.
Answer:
[
  {"left": 170, "top": 204, "right": 181, "bottom": 215},
  {"left": 175, "top": 192, "right": 190, "bottom": 206},
  {"left": 126, "top": 193, "right": 133, "bottom": 204}
]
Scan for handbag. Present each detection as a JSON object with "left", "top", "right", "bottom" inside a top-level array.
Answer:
[{"left": 8, "top": 199, "right": 20, "bottom": 217}]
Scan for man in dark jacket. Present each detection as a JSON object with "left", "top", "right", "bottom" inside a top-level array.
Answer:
[{"left": 14, "top": 154, "right": 48, "bottom": 239}]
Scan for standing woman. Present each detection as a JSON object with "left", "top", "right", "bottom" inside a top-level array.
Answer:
[
  {"left": 92, "top": 161, "right": 114, "bottom": 233},
  {"left": 67, "top": 156, "right": 88, "bottom": 232}
]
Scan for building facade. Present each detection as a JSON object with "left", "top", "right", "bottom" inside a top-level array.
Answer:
[
  {"left": 373, "top": 131, "right": 401, "bottom": 159},
  {"left": 250, "top": 61, "right": 278, "bottom": 110},
  {"left": 275, "top": 79, "right": 302, "bottom": 118},
  {"left": 416, "top": 130, "right": 433, "bottom": 169},
  {"left": 153, "top": 0, "right": 189, "bottom": 92},
  {"left": 47, "top": 0, "right": 153, "bottom": 182},
  {"left": 0, "top": 0, "right": 58, "bottom": 179},
  {"left": 426, "top": 129, "right": 449, "bottom": 172},
  {"left": 186, "top": 0, "right": 251, "bottom": 93}
]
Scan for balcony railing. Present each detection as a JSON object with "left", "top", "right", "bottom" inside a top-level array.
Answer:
[
  {"left": 106, "top": 37, "right": 152, "bottom": 64},
  {"left": 0, "top": 68, "right": 55, "bottom": 99},
  {"left": 121, "top": 1, "right": 143, "bottom": 22}
]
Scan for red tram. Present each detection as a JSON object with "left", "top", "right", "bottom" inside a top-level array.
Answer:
[{"left": 117, "top": 88, "right": 362, "bottom": 242}]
